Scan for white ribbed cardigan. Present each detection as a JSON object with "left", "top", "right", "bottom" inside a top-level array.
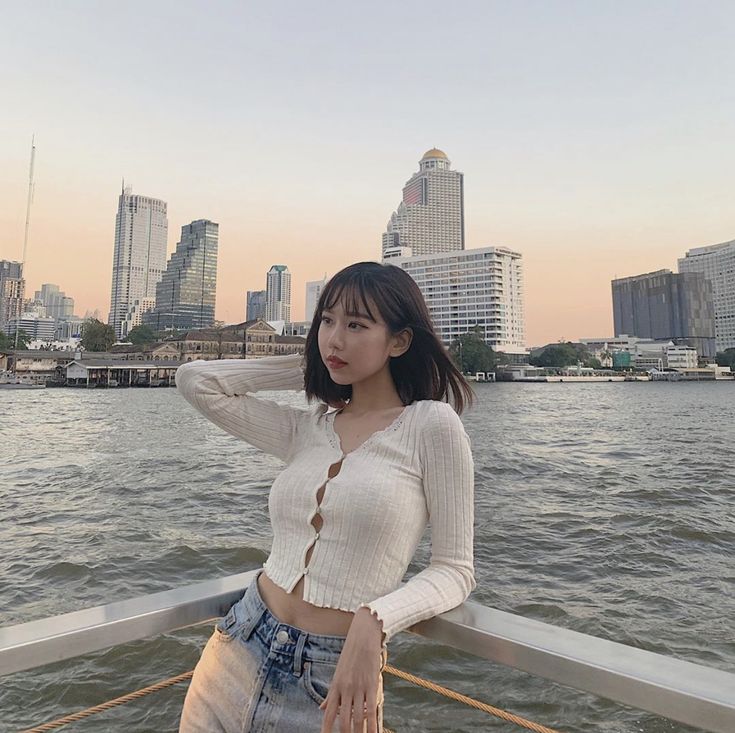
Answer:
[{"left": 175, "top": 353, "right": 475, "bottom": 642}]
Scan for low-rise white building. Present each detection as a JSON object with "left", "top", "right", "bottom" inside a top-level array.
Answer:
[
  {"left": 582, "top": 335, "right": 700, "bottom": 370},
  {"left": 666, "top": 345, "right": 698, "bottom": 369}
]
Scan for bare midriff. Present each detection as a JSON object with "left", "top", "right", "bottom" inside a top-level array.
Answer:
[
  {"left": 257, "top": 456, "right": 355, "bottom": 637},
  {"left": 257, "top": 572, "right": 355, "bottom": 636},
  {"left": 257, "top": 406, "right": 407, "bottom": 638}
]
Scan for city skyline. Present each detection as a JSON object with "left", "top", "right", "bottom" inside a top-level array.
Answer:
[{"left": 2, "top": 2, "right": 735, "bottom": 345}]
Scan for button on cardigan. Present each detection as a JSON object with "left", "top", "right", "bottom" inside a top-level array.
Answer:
[{"left": 175, "top": 353, "right": 476, "bottom": 642}]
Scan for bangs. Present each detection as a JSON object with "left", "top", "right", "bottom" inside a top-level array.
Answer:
[
  {"left": 321, "top": 276, "right": 377, "bottom": 323},
  {"left": 303, "top": 260, "right": 474, "bottom": 413}
]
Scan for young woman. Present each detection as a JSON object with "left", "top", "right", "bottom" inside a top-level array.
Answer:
[{"left": 176, "top": 261, "right": 476, "bottom": 733}]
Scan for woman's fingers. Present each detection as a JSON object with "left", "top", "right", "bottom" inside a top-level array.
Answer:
[
  {"left": 320, "top": 695, "right": 378, "bottom": 733},
  {"left": 320, "top": 692, "right": 340, "bottom": 733},
  {"left": 364, "top": 695, "right": 379, "bottom": 733},
  {"left": 350, "top": 696, "right": 364, "bottom": 733},
  {"left": 339, "top": 695, "right": 353, "bottom": 733},
  {"left": 321, "top": 682, "right": 380, "bottom": 732},
  {"left": 353, "top": 693, "right": 379, "bottom": 733},
  {"left": 343, "top": 693, "right": 379, "bottom": 733}
]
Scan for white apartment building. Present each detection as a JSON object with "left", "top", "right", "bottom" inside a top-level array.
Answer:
[
  {"left": 265, "top": 265, "right": 291, "bottom": 322},
  {"left": 386, "top": 246, "right": 526, "bottom": 358},
  {"left": 108, "top": 186, "right": 168, "bottom": 339},
  {"left": 305, "top": 276, "right": 327, "bottom": 323},
  {"left": 382, "top": 149, "right": 464, "bottom": 258},
  {"left": 678, "top": 239, "right": 735, "bottom": 351}
]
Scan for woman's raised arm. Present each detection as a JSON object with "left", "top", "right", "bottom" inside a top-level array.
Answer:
[{"left": 174, "top": 353, "right": 309, "bottom": 463}]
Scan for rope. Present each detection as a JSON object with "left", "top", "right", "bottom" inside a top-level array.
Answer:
[
  {"left": 18, "top": 671, "right": 194, "bottom": 732},
  {"left": 383, "top": 663, "right": 561, "bottom": 733},
  {"left": 22, "top": 665, "right": 560, "bottom": 733}
]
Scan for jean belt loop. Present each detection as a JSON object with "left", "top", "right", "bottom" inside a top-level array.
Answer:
[
  {"left": 293, "top": 632, "right": 307, "bottom": 676},
  {"left": 239, "top": 604, "right": 264, "bottom": 642}
]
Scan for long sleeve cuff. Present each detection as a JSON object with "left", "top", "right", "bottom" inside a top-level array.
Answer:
[{"left": 360, "top": 401, "right": 476, "bottom": 643}]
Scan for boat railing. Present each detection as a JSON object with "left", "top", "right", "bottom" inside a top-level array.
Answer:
[{"left": 1, "top": 570, "right": 733, "bottom": 732}]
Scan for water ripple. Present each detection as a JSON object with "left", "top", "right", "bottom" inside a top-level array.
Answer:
[{"left": 0, "top": 383, "right": 733, "bottom": 732}]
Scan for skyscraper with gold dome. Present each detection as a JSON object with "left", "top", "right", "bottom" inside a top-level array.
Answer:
[{"left": 381, "top": 148, "right": 464, "bottom": 258}]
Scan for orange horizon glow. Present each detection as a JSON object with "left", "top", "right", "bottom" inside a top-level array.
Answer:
[
  {"left": 3, "top": 170, "right": 726, "bottom": 347},
  {"left": 2, "top": 4, "right": 734, "bottom": 346}
]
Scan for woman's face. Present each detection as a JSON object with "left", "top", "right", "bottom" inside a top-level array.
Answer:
[{"left": 317, "top": 297, "right": 402, "bottom": 386}]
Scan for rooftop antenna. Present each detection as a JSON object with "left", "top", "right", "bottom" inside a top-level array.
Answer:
[{"left": 15, "top": 135, "right": 36, "bottom": 350}]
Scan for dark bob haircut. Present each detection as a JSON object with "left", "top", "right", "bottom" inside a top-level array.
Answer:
[{"left": 303, "top": 261, "right": 474, "bottom": 414}]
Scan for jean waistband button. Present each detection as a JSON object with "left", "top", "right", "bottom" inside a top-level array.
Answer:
[{"left": 276, "top": 629, "right": 290, "bottom": 644}]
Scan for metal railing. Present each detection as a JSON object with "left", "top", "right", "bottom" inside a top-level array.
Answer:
[{"left": 1, "top": 570, "right": 733, "bottom": 732}]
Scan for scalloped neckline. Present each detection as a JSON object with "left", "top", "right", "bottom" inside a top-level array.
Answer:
[{"left": 326, "top": 402, "right": 416, "bottom": 457}]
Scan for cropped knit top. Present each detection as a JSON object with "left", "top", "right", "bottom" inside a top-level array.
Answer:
[{"left": 175, "top": 353, "right": 476, "bottom": 642}]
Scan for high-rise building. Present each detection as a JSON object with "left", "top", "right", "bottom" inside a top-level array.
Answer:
[
  {"left": 34, "top": 283, "right": 75, "bottom": 321},
  {"left": 611, "top": 269, "right": 715, "bottom": 358},
  {"left": 143, "top": 220, "right": 219, "bottom": 332},
  {"left": 305, "top": 275, "right": 328, "bottom": 323},
  {"left": 382, "top": 148, "right": 464, "bottom": 258},
  {"left": 386, "top": 247, "right": 526, "bottom": 358},
  {"left": 246, "top": 290, "right": 267, "bottom": 321},
  {"left": 108, "top": 186, "right": 168, "bottom": 339},
  {"left": 678, "top": 239, "right": 735, "bottom": 352},
  {"left": 265, "top": 265, "right": 291, "bottom": 322},
  {"left": 0, "top": 260, "right": 25, "bottom": 331}
]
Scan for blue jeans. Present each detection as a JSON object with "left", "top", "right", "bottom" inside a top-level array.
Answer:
[{"left": 179, "top": 570, "right": 386, "bottom": 732}]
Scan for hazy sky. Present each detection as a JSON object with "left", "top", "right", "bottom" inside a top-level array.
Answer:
[{"left": 2, "top": 1, "right": 734, "bottom": 345}]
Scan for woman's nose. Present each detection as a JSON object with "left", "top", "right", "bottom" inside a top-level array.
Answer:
[{"left": 327, "top": 327, "right": 343, "bottom": 349}]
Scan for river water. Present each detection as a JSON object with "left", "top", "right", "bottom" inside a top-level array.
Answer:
[{"left": 1, "top": 382, "right": 733, "bottom": 733}]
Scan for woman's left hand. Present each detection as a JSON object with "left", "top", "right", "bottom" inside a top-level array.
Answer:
[{"left": 319, "top": 607, "right": 384, "bottom": 733}]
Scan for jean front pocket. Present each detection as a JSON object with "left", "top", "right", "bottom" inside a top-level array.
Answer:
[{"left": 302, "top": 659, "right": 337, "bottom": 705}]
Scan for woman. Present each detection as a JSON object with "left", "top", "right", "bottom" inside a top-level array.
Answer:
[{"left": 176, "top": 261, "right": 476, "bottom": 733}]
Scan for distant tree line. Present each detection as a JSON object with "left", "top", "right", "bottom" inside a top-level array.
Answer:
[
  {"left": 1, "top": 317, "right": 191, "bottom": 355},
  {"left": 80, "top": 319, "right": 116, "bottom": 351},
  {"left": 716, "top": 349, "right": 735, "bottom": 368},
  {"left": 80, "top": 320, "right": 173, "bottom": 351},
  {"left": 0, "top": 330, "right": 31, "bottom": 350},
  {"left": 449, "top": 327, "right": 505, "bottom": 373},
  {"left": 529, "top": 342, "right": 601, "bottom": 369}
]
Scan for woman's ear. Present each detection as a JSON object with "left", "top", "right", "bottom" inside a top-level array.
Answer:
[{"left": 390, "top": 328, "right": 413, "bottom": 358}]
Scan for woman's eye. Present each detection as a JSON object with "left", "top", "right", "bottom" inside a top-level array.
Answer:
[
  {"left": 348, "top": 322, "right": 364, "bottom": 330},
  {"left": 321, "top": 316, "right": 331, "bottom": 324}
]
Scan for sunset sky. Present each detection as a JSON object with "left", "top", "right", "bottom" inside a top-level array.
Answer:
[{"left": 2, "top": 1, "right": 734, "bottom": 346}]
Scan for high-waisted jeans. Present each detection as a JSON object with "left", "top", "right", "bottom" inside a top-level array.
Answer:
[{"left": 179, "top": 569, "right": 387, "bottom": 732}]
